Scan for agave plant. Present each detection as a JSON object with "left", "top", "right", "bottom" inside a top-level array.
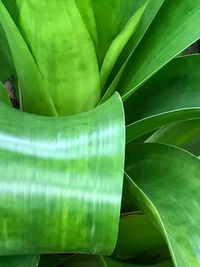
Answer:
[{"left": 0, "top": 0, "right": 200, "bottom": 266}]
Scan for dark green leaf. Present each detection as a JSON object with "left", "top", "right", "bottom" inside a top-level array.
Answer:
[
  {"left": 125, "top": 55, "right": 200, "bottom": 143},
  {"left": 118, "top": 0, "right": 200, "bottom": 100},
  {"left": 0, "top": 255, "right": 40, "bottom": 267},
  {"left": 146, "top": 120, "right": 200, "bottom": 147},
  {"left": 126, "top": 143, "right": 200, "bottom": 266}
]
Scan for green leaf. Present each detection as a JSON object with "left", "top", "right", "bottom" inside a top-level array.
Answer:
[
  {"left": 99, "top": 2, "right": 148, "bottom": 91},
  {"left": 113, "top": 212, "right": 169, "bottom": 262},
  {"left": 0, "top": 24, "right": 15, "bottom": 83},
  {"left": 125, "top": 55, "right": 200, "bottom": 143},
  {"left": 15, "top": 0, "right": 100, "bottom": 116},
  {"left": 99, "top": 0, "right": 165, "bottom": 102},
  {"left": 75, "top": 0, "right": 99, "bottom": 51},
  {"left": 0, "top": 81, "right": 11, "bottom": 106},
  {"left": 183, "top": 133, "right": 200, "bottom": 157},
  {"left": 0, "top": 255, "right": 40, "bottom": 267},
  {"left": 117, "top": 0, "right": 200, "bottom": 100},
  {"left": 146, "top": 120, "right": 200, "bottom": 147},
  {"left": 0, "top": 2, "right": 57, "bottom": 116},
  {"left": 59, "top": 254, "right": 172, "bottom": 267},
  {"left": 92, "top": 0, "right": 144, "bottom": 66},
  {"left": 0, "top": 93, "right": 125, "bottom": 255},
  {"left": 125, "top": 143, "right": 200, "bottom": 266}
]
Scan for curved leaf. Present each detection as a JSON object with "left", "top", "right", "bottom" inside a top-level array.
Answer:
[
  {"left": 99, "top": 2, "right": 148, "bottom": 91},
  {"left": 99, "top": 0, "right": 165, "bottom": 102},
  {"left": 146, "top": 120, "right": 200, "bottom": 147},
  {"left": 113, "top": 212, "right": 169, "bottom": 262},
  {"left": 125, "top": 55, "right": 200, "bottom": 143},
  {"left": 0, "top": 24, "right": 15, "bottom": 83},
  {"left": 183, "top": 133, "right": 200, "bottom": 157},
  {"left": 0, "top": 2, "right": 57, "bottom": 116},
  {"left": 125, "top": 143, "right": 200, "bottom": 266},
  {"left": 59, "top": 254, "right": 172, "bottom": 267},
  {"left": 0, "top": 93, "right": 125, "bottom": 255},
  {"left": 117, "top": 0, "right": 200, "bottom": 100}
]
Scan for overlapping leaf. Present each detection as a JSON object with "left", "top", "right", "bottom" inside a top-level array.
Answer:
[
  {"left": 57, "top": 254, "right": 172, "bottom": 267},
  {"left": 146, "top": 120, "right": 200, "bottom": 147},
  {"left": 113, "top": 212, "right": 169, "bottom": 262},
  {"left": 125, "top": 143, "right": 200, "bottom": 266},
  {"left": 125, "top": 55, "right": 200, "bottom": 143},
  {"left": 117, "top": 0, "right": 200, "bottom": 100}
]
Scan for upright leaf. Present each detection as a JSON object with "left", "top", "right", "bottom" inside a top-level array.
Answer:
[
  {"left": 126, "top": 143, "right": 200, "bottom": 266},
  {"left": 0, "top": 2, "right": 57, "bottom": 115},
  {"left": 100, "top": 3, "right": 148, "bottom": 90},
  {"left": 15, "top": 0, "right": 100, "bottom": 116},
  {"left": 118, "top": 0, "right": 200, "bottom": 100},
  {"left": 100, "top": 0, "right": 165, "bottom": 102}
]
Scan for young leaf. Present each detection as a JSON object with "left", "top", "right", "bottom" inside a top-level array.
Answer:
[
  {"left": 100, "top": 2, "right": 148, "bottom": 91},
  {"left": 118, "top": 0, "right": 200, "bottom": 100},
  {"left": 15, "top": 0, "right": 100, "bottom": 116},
  {"left": 100, "top": 0, "right": 165, "bottom": 102},
  {"left": 0, "top": 93, "right": 125, "bottom": 255},
  {"left": 125, "top": 143, "right": 200, "bottom": 266}
]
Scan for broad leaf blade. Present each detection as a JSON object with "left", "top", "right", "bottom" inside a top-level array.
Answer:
[
  {"left": 118, "top": 0, "right": 200, "bottom": 100},
  {"left": 126, "top": 143, "right": 200, "bottom": 266},
  {"left": 0, "top": 93, "right": 125, "bottom": 255},
  {"left": 15, "top": 0, "right": 100, "bottom": 116},
  {"left": 125, "top": 55, "right": 200, "bottom": 143}
]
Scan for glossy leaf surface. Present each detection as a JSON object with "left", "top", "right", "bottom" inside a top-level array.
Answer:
[
  {"left": 117, "top": 0, "right": 200, "bottom": 100},
  {"left": 126, "top": 143, "right": 200, "bottom": 266},
  {"left": 125, "top": 55, "right": 200, "bottom": 143},
  {"left": 0, "top": 93, "right": 125, "bottom": 255}
]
